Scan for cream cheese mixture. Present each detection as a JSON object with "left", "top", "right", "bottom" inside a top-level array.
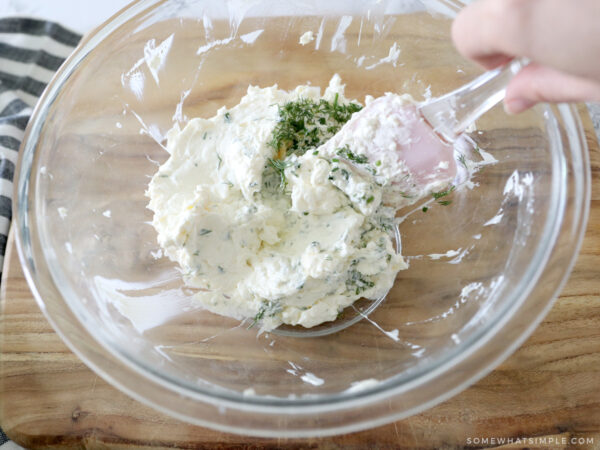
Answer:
[{"left": 147, "top": 75, "right": 456, "bottom": 330}]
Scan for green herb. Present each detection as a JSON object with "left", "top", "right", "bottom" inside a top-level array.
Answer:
[
  {"left": 332, "top": 158, "right": 339, "bottom": 162},
  {"left": 203, "top": 132, "right": 208, "bottom": 140},
  {"left": 248, "top": 301, "right": 282, "bottom": 329},
  {"left": 266, "top": 157, "right": 292, "bottom": 191},
  {"left": 422, "top": 206, "right": 429, "bottom": 213},
  {"left": 336, "top": 146, "right": 369, "bottom": 164},
  {"left": 331, "top": 167, "right": 339, "bottom": 172},
  {"left": 336, "top": 310, "right": 345, "bottom": 320},
  {"left": 375, "top": 160, "right": 382, "bottom": 167},
  {"left": 199, "top": 229, "right": 212, "bottom": 236},
  {"left": 366, "top": 195, "right": 375, "bottom": 204},
  {"left": 346, "top": 270, "right": 375, "bottom": 296},
  {"left": 249, "top": 307, "right": 266, "bottom": 328},
  {"left": 474, "top": 144, "right": 481, "bottom": 155},
  {"left": 341, "top": 168, "right": 350, "bottom": 180},
  {"left": 224, "top": 112, "right": 231, "bottom": 123},
  {"left": 457, "top": 153, "right": 467, "bottom": 169},
  {"left": 268, "top": 97, "right": 362, "bottom": 157},
  {"left": 216, "top": 153, "right": 222, "bottom": 169},
  {"left": 217, "top": 265, "right": 225, "bottom": 273},
  {"left": 438, "top": 200, "right": 452, "bottom": 206},
  {"left": 432, "top": 185, "right": 455, "bottom": 200},
  {"left": 313, "top": 150, "right": 319, "bottom": 155},
  {"left": 303, "top": 211, "right": 309, "bottom": 216}
]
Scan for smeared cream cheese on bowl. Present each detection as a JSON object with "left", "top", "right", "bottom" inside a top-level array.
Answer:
[{"left": 146, "top": 75, "right": 466, "bottom": 331}]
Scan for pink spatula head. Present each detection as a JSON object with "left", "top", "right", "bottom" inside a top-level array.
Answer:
[
  {"left": 319, "top": 59, "right": 526, "bottom": 206},
  {"left": 319, "top": 94, "right": 457, "bottom": 205}
]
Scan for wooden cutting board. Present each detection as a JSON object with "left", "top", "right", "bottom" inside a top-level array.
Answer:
[{"left": 0, "top": 105, "right": 599, "bottom": 449}]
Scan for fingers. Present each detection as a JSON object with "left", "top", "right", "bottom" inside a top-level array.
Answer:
[
  {"left": 451, "top": 0, "right": 600, "bottom": 80},
  {"left": 451, "top": 0, "right": 537, "bottom": 70},
  {"left": 452, "top": 0, "right": 600, "bottom": 112},
  {"left": 504, "top": 63, "right": 600, "bottom": 114}
]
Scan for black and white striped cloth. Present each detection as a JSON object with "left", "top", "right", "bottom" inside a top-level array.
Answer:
[
  {"left": 0, "top": 17, "right": 80, "bottom": 450},
  {"left": 0, "top": 18, "right": 80, "bottom": 268}
]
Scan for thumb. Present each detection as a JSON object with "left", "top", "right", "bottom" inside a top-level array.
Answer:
[{"left": 504, "top": 63, "right": 600, "bottom": 114}]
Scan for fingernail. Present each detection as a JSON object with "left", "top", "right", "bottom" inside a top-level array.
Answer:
[{"left": 504, "top": 99, "right": 535, "bottom": 115}]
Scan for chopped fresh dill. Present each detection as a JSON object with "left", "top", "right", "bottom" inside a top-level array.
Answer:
[
  {"left": 432, "top": 185, "right": 455, "bottom": 200},
  {"left": 313, "top": 150, "right": 319, "bottom": 155},
  {"left": 422, "top": 206, "right": 429, "bottom": 213},
  {"left": 375, "top": 160, "right": 382, "bottom": 167},
  {"left": 248, "top": 301, "right": 282, "bottom": 329},
  {"left": 366, "top": 195, "right": 375, "bottom": 204},
  {"left": 248, "top": 308, "right": 266, "bottom": 329},
  {"left": 216, "top": 153, "right": 222, "bottom": 169},
  {"left": 336, "top": 146, "right": 369, "bottom": 164},
  {"left": 224, "top": 112, "right": 231, "bottom": 123},
  {"left": 268, "top": 97, "right": 362, "bottom": 157},
  {"left": 346, "top": 270, "right": 375, "bottom": 295},
  {"left": 341, "top": 168, "right": 350, "bottom": 180},
  {"left": 457, "top": 153, "right": 467, "bottom": 169},
  {"left": 203, "top": 132, "right": 208, "bottom": 140},
  {"left": 438, "top": 200, "right": 452, "bottom": 206},
  {"left": 199, "top": 229, "right": 212, "bottom": 236},
  {"left": 266, "top": 157, "right": 292, "bottom": 191},
  {"left": 474, "top": 144, "right": 481, "bottom": 154}
]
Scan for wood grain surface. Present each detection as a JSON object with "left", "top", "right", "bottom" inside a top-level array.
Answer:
[{"left": 0, "top": 104, "right": 598, "bottom": 450}]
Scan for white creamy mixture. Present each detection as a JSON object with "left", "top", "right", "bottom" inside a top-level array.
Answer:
[{"left": 147, "top": 76, "right": 450, "bottom": 330}]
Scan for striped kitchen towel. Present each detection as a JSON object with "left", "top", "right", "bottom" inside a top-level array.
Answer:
[
  {"left": 0, "top": 17, "right": 80, "bottom": 269},
  {"left": 0, "top": 16, "right": 81, "bottom": 449}
]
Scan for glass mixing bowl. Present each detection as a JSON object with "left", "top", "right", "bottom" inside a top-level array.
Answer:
[{"left": 14, "top": 0, "right": 590, "bottom": 437}]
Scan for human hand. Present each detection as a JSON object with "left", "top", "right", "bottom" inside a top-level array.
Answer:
[{"left": 451, "top": 0, "right": 600, "bottom": 114}]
